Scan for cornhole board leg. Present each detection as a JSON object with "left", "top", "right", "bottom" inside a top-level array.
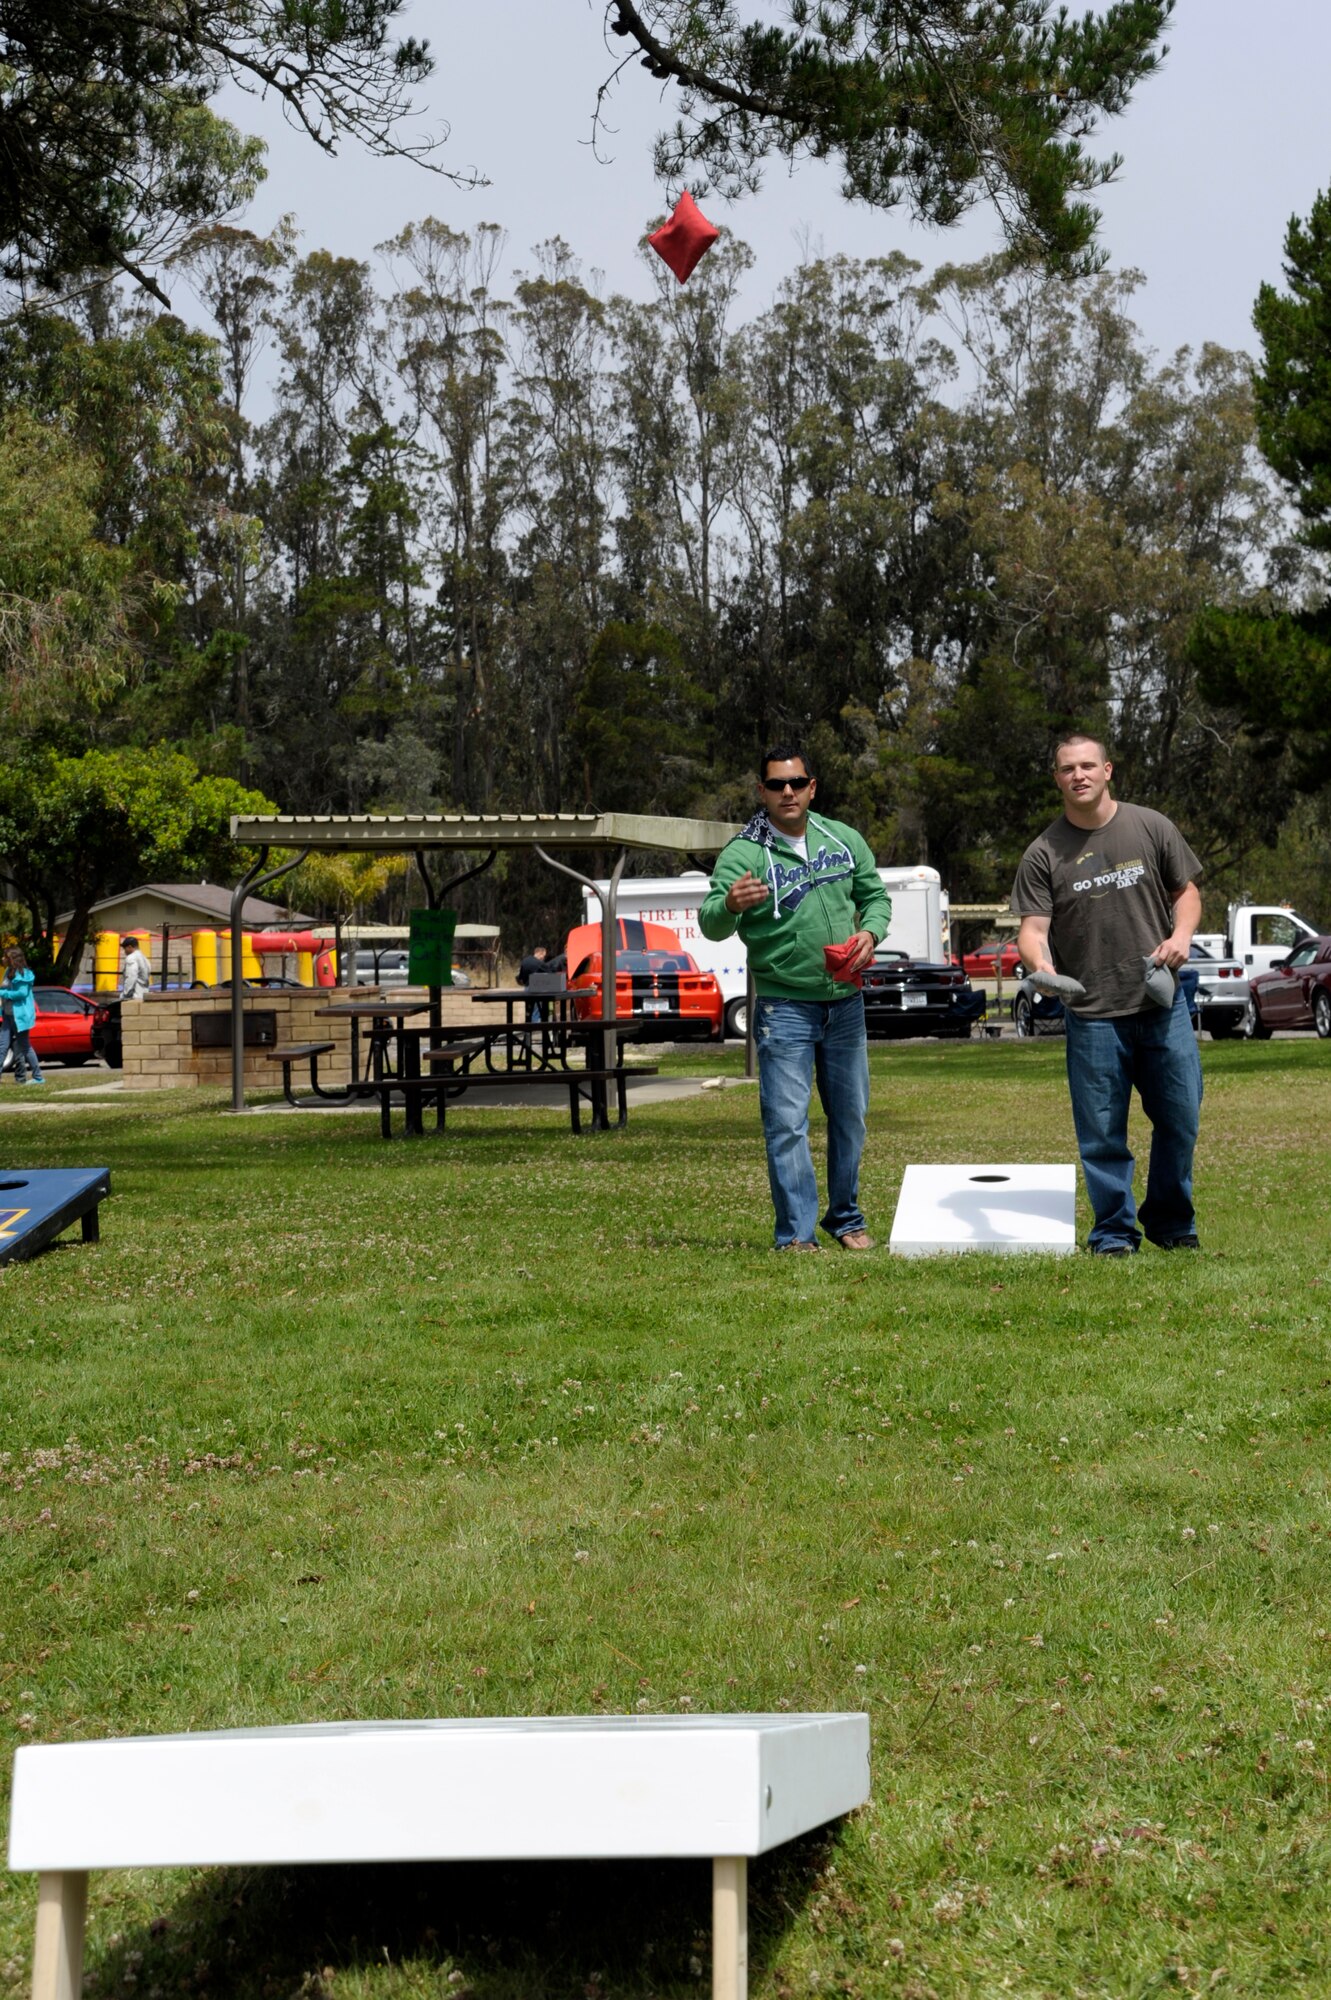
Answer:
[
  {"left": 713, "top": 1855, "right": 747, "bottom": 2000},
  {"left": 32, "top": 1870, "right": 85, "bottom": 2000}
]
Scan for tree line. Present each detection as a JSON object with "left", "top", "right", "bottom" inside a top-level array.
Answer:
[{"left": 1, "top": 210, "right": 1328, "bottom": 967}]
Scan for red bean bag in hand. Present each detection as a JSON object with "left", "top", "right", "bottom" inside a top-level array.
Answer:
[
  {"left": 824, "top": 939, "right": 865, "bottom": 989},
  {"left": 648, "top": 191, "right": 720, "bottom": 284}
]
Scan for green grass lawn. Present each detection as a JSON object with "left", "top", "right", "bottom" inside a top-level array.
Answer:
[{"left": 0, "top": 1038, "right": 1329, "bottom": 1999}]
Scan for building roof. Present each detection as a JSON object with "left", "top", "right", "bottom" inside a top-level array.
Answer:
[{"left": 57, "top": 883, "right": 310, "bottom": 929}]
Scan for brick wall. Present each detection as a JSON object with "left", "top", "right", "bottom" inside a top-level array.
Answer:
[{"left": 118, "top": 987, "right": 480, "bottom": 1092}]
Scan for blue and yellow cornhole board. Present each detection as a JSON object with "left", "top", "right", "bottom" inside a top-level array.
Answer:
[{"left": 0, "top": 1169, "right": 110, "bottom": 1265}]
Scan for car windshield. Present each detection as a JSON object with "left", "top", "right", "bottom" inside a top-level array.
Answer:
[{"left": 617, "top": 951, "right": 694, "bottom": 972}]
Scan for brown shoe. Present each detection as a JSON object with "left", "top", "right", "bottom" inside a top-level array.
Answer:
[
  {"left": 777, "top": 1239, "right": 821, "bottom": 1252},
  {"left": 835, "top": 1229, "right": 876, "bottom": 1251}
]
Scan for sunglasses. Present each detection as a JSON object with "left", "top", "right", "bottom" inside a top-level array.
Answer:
[{"left": 762, "top": 775, "right": 811, "bottom": 793}]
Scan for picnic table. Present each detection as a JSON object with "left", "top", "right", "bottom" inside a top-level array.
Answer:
[
  {"left": 312, "top": 998, "right": 432, "bottom": 1083},
  {"left": 10, "top": 1712, "right": 870, "bottom": 2000},
  {"left": 269, "top": 1000, "right": 658, "bottom": 1137}
]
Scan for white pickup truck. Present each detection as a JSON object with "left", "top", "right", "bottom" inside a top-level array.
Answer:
[{"left": 1192, "top": 903, "right": 1320, "bottom": 1038}]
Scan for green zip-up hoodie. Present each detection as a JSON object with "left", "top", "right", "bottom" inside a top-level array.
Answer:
[{"left": 699, "top": 810, "right": 891, "bottom": 1001}]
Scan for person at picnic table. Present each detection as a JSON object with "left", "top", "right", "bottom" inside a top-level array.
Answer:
[
  {"left": 1, "top": 943, "right": 44, "bottom": 1085},
  {"left": 700, "top": 745, "right": 890, "bottom": 1251},
  {"left": 1011, "top": 732, "right": 1204, "bottom": 1256},
  {"left": 516, "top": 942, "right": 553, "bottom": 1021}
]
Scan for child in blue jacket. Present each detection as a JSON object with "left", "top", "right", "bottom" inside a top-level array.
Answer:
[{"left": 1, "top": 945, "right": 44, "bottom": 1084}]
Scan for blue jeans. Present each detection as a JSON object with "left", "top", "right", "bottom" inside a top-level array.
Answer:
[
  {"left": 755, "top": 994, "right": 871, "bottom": 1246},
  {"left": 1064, "top": 994, "right": 1202, "bottom": 1250},
  {"left": 0, "top": 1021, "right": 42, "bottom": 1082}
]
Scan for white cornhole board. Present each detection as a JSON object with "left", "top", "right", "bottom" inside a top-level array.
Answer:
[
  {"left": 10, "top": 1713, "right": 869, "bottom": 2000},
  {"left": 890, "top": 1163, "right": 1077, "bottom": 1256}
]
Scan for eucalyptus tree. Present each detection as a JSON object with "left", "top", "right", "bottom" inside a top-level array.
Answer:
[
  {"left": 508, "top": 240, "right": 616, "bottom": 806},
  {"left": 1190, "top": 183, "right": 1331, "bottom": 787},
  {"left": 386, "top": 220, "right": 516, "bottom": 810},
  {"left": 250, "top": 246, "right": 424, "bottom": 809},
  {"left": 919, "top": 260, "right": 1276, "bottom": 886}
]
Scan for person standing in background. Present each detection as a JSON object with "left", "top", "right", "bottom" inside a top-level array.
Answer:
[
  {"left": 119, "top": 935, "right": 152, "bottom": 1001},
  {"left": 1, "top": 944, "right": 44, "bottom": 1084}
]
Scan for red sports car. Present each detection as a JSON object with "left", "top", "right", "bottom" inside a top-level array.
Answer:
[
  {"left": 1, "top": 987, "right": 115, "bottom": 1069},
  {"left": 1244, "top": 936, "right": 1331, "bottom": 1039},
  {"left": 958, "top": 938, "right": 1024, "bottom": 978},
  {"left": 565, "top": 920, "right": 724, "bottom": 1041}
]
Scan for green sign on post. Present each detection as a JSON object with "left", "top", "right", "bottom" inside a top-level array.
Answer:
[{"left": 408, "top": 908, "right": 457, "bottom": 988}]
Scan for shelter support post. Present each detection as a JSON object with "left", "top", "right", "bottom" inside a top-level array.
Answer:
[
  {"left": 31, "top": 1870, "right": 86, "bottom": 2000},
  {"left": 229, "top": 847, "right": 310, "bottom": 1112},
  {"left": 414, "top": 848, "right": 498, "bottom": 1037},
  {"left": 534, "top": 844, "right": 628, "bottom": 1130},
  {"left": 712, "top": 1856, "right": 747, "bottom": 2000}
]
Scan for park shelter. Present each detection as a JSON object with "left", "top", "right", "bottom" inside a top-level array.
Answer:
[{"left": 226, "top": 811, "right": 743, "bottom": 1110}]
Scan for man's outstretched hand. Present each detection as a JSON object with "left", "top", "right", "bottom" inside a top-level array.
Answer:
[{"left": 725, "top": 870, "right": 771, "bottom": 914}]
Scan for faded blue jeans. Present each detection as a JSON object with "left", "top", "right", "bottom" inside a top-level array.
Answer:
[
  {"left": 1064, "top": 993, "right": 1202, "bottom": 1251},
  {"left": 0, "top": 1020, "right": 42, "bottom": 1083},
  {"left": 755, "top": 994, "right": 871, "bottom": 1247}
]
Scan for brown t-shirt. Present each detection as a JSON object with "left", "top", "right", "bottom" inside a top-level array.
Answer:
[{"left": 1010, "top": 801, "right": 1202, "bottom": 1018}]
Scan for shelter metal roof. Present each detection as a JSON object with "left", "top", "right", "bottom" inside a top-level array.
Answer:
[{"left": 230, "top": 811, "right": 742, "bottom": 853}]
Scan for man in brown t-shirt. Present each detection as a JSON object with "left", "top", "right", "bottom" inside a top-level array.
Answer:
[{"left": 1010, "top": 734, "right": 1204, "bottom": 1256}]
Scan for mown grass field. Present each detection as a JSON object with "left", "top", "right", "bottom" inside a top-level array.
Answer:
[{"left": 0, "top": 1036, "right": 1328, "bottom": 1999}]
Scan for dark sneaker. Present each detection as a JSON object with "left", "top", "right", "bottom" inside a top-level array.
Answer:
[
  {"left": 1151, "top": 1234, "right": 1199, "bottom": 1251},
  {"left": 1090, "top": 1242, "right": 1136, "bottom": 1257}
]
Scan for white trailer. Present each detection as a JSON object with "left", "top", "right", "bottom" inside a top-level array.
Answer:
[{"left": 584, "top": 866, "right": 949, "bottom": 1038}]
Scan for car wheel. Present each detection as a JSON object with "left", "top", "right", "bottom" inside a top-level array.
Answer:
[
  {"left": 1013, "top": 993, "right": 1036, "bottom": 1038},
  {"left": 1241, "top": 997, "right": 1272, "bottom": 1041},
  {"left": 1315, "top": 990, "right": 1331, "bottom": 1040},
  {"left": 724, "top": 997, "right": 748, "bottom": 1040}
]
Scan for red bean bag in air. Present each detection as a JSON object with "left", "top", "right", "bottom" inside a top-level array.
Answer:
[{"left": 648, "top": 191, "right": 720, "bottom": 284}]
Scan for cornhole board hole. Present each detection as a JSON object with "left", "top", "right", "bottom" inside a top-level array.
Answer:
[
  {"left": 10, "top": 1712, "right": 870, "bottom": 2000},
  {"left": 0, "top": 1169, "right": 110, "bottom": 1267},
  {"left": 889, "top": 1164, "right": 1076, "bottom": 1256}
]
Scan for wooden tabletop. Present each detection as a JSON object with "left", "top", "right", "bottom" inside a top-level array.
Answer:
[{"left": 313, "top": 1001, "right": 432, "bottom": 1019}]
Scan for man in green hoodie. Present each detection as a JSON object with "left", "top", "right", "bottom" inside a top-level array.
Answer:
[{"left": 700, "top": 746, "right": 891, "bottom": 1251}]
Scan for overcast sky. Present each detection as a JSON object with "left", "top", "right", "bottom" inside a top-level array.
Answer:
[{"left": 209, "top": 0, "right": 1331, "bottom": 364}]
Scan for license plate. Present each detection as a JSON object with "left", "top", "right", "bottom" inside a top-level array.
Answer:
[
  {"left": 642, "top": 998, "right": 669, "bottom": 1014},
  {"left": 902, "top": 992, "right": 928, "bottom": 1009}
]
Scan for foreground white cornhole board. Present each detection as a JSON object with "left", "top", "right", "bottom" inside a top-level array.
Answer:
[
  {"left": 10, "top": 1713, "right": 869, "bottom": 2000},
  {"left": 890, "top": 1163, "right": 1077, "bottom": 1256}
]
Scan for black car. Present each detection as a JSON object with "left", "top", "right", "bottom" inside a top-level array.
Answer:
[{"left": 862, "top": 949, "right": 987, "bottom": 1039}]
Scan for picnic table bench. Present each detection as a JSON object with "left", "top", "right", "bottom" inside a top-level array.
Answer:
[
  {"left": 268, "top": 1040, "right": 337, "bottom": 1100},
  {"left": 10, "top": 1712, "right": 869, "bottom": 2000}
]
